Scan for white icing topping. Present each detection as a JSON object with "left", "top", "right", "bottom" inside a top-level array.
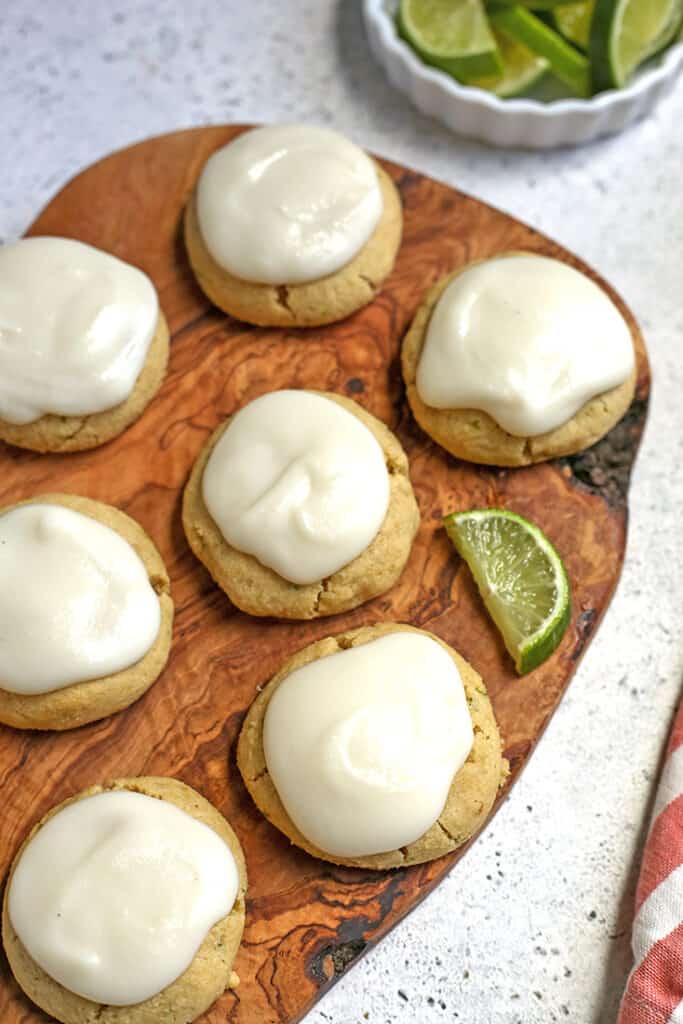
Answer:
[
  {"left": 202, "top": 390, "right": 390, "bottom": 585},
  {"left": 415, "top": 254, "right": 635, "bottom": 436},
  {"left": 195, "top": 124, "right": 383, "bottom": 284},
  {"left": 0, "top": 503, "right": 161, "bottom": 694},
  {"left": 8, "top": 790, "right": 239, "bottom": 1006},
  {"left": 263, "top": 632, "right": 474, "bottom": 858},
  {"left": 0, "top": 236, "right": 158, "bottom": 425}
]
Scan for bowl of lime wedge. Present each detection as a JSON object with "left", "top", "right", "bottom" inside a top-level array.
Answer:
[{"left": 363, "top": 0, "right": 683, "bottom": 148}]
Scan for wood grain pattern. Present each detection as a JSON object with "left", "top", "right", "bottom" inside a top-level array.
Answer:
[{"left": 0, "top": 126, "right": 649, "bottom": 1024}]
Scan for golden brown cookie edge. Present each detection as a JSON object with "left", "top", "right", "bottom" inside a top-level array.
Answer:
[
  {"left": 0, "top": 494, "right": 173, "bottom": 730},
  {"left": 401, "top": 257, "right": 638, "bottom": 467},
  {"left": 181, "top": 391, "right": 420, "bottom": 620},
  {"left": 237, "top": 621, "right": 507, "bottom": 870},
  {"left": 0, "top": 311, "right": 170, "bottom": 454},
  {"left": 2, "top": 776, "right": 247, "bottom": 1024},
  {"left": 183, "top": 163, "right": 402, "bottom": 327}
]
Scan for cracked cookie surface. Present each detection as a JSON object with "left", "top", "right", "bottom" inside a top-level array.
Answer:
[
  {"left": 2, "top": 776, "right": 246, "bottom": 1024},
  {"left": 237, "top": 622, "right": 508, "bottom": 869},
  {"left": 182, "top": 392, "right": 420, "bottom": 619},
  {"left": 0, "top": 494, "right": 173, "bottom": 730},
  {"left": 0, "top": 313, "right": 169, "bottom": 454},
  {"left": 183, "top": 163, "right": 402, "bottom": 327},
  {"left": 401, "top": 266, "right": 637, "bottom": 467}
]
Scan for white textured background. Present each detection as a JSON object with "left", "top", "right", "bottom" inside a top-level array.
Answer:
[{"left": 2, "top": 3, "right": 683, "bottom": 1022}]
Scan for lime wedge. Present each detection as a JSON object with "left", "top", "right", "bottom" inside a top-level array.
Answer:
[
  {"left": 488, "top": 0, "right": 582, "bottom": 8},
  {"left": 468, "top": 29, "right": 549, "bottom": 96},
  {"left": 589, "top": 0, "right": 683, "bottom": 90},
  {"left": 489, "top": 6, "right": 592, "bottom": 96},
  {"left": 398, "top": 0, "right": 503, "bottom": 79},
  {"left": 552, "top": 1, "right": 595, "bottom": 50},
  {"left": 444, "top": 509, "right": 571, "bottom": 675}
]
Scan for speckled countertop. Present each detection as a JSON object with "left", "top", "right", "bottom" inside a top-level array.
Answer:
[{"left": 2, "top": 3, "right": 683, "bottom": 1022}]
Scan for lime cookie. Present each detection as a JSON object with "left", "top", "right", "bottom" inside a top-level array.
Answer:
[
  {"left": 238, "top": 622, "right": 507, "bottom": 869},
  {"left": 0, "top": 236, "right": 169, "bottom": 453},
  {"left": 402, "top": 253, "right": 637, "bottom": 466},
  {"left": 183, "top": 390, "right": 419, "bottom": 619},
  {"left": 184, "top": 124, "right": 402, "bottom": 327},
  {"left": 2, "top": 776, "right": 247, "bottom": 1024},
  {"left": 0, "top": 494, "right": 173, "bottom": 730}
]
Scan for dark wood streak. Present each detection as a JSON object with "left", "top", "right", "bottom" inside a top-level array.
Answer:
[
  {"left": 562, "top": 397, "right": 649, "bottom": 507},
  {"left": 0, "top": 126, "right": 649, "bottom": 1023}
]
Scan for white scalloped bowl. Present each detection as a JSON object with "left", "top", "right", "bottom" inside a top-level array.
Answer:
[{"left": 363, "top": 0, "right": 683, "bottom": 149}]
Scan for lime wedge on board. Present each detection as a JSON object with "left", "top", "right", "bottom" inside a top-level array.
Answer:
[{"left": 444, "top": 509, "right": 571, "bottom": 675}]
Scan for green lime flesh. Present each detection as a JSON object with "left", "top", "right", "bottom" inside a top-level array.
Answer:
[
  {"left": 398, "top": 0, "right": 504, "bottom": 79},
  {"left": 489, "top": 6, "right": 592, "bottom": 96},
  {"left": 444, "top": 509, "right": 571, "bottom": 675}
]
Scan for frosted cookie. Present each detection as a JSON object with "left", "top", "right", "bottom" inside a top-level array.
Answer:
[
  {"left": 182, "top": 390, "right": 419, "bottom": 619},
  {"left": 238, "top": 622, "right": 507, "bottom": 869},
  {"left": 0, "top": 236, "right": 169, "bottom": 453},
  {"left": 184, "top": 124, "right": 402, "bottom": 327},
  {"left": 2, "top": 776, "right": 247, "bottom": 1024},
  {"left": 0, "top": 494, "right": 173, "bottom": 730},
  {"left": 402, "top": 253, "right": 637, "bottom": 466}
]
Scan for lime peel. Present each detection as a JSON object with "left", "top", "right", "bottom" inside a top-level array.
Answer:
[
  {"left": 398, "top": 0, "right": 504, "bottom": 79},
  {"left": 468, "top": 29, "right": 549, "bottom": 96},
  {"left": 444, "top": 508, "right": 572, "bottom": 675},
  {"left": 489, "top": 6, "right": 592, "bottom": 97},
  {"left": 589, "top": 0, "right": 683, "bottom": 90}
]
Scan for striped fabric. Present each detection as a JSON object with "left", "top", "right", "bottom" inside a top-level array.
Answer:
[{"left": 619, "top": 707, "right": 683, "bottom": 1024}]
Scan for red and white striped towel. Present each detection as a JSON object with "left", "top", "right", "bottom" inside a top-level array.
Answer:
[{"left": 619, "top": 705, "right": 683, "bottom": 1024}]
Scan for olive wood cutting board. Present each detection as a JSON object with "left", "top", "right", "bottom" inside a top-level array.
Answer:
[{"left": 0, "top": 126, "right": 649, "bottom": 1023}]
